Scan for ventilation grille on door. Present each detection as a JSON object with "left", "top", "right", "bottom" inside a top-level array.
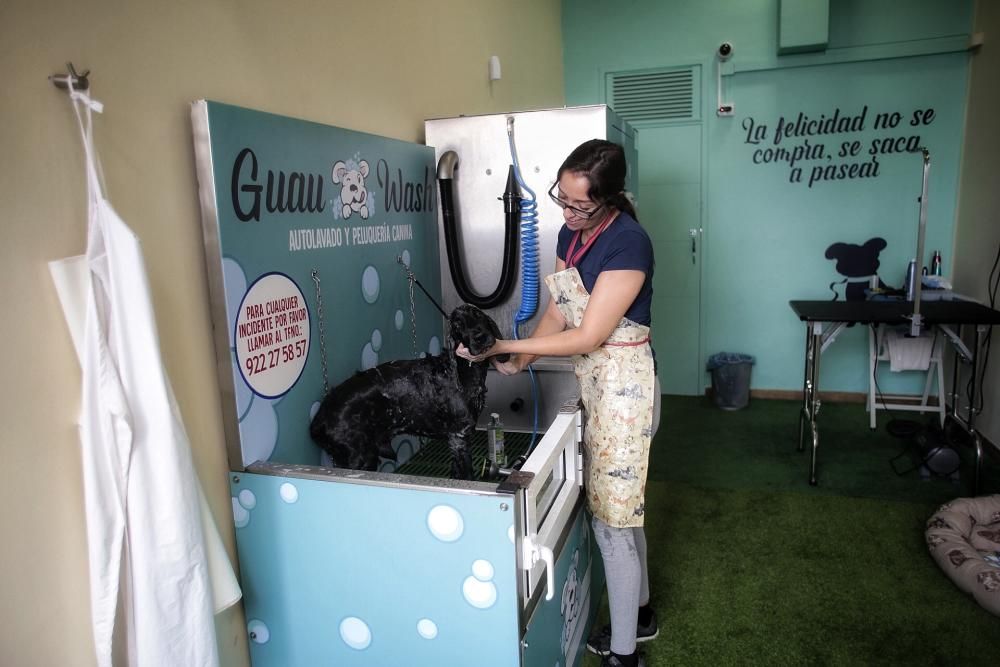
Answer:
[{"left": 607, "top": 67, "right": 697, "bottom": 123}]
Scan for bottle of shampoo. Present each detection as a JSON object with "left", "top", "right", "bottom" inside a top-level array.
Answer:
[
  {"left": 931, "top": 250, "right": 942, "bottom": 276},
  {"left": 487, "top": 412, "right": 507, "bottom": 472},
  {"left": 905, "top": 259, "right": 917, "bottom": 301}
]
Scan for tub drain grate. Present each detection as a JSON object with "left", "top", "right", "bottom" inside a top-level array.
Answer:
[{"left": 395, "top": 430, "right": 535, "bottom": 479}]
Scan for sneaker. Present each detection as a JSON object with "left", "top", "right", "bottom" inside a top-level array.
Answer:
[
  {"left": 600, "top": 652, "right": 646, "bottom": 667},
  {"left": 586, "top": 609, "right": 659, "bottom": 656}
]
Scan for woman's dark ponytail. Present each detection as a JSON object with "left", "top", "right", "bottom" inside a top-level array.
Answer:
[
  {"left": 557, "top": 139, "right": 639, "bottom": 222},
  {"left": 611, "top": 191, "right": 638, "bottom": 222}
]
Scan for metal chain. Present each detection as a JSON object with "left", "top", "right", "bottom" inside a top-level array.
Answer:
[
  {"left": 408, "top": 275, "right": 418, "bottom": 358},
  {"left": 311, "top": 269, "right": 329, "bottom": 394},
  {"left": 397, "top": 256, "right": 419, "bottom": 358}
]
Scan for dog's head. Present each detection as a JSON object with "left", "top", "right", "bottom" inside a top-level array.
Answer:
[
  {"left": 449, "top": 304, "right": 510, "bottom": 362},
  {"left": 332, "top": 159, "right": 370, "bottom": 211},
  {"left": 824, "top": 237, "right": 887, "bottom": 278}
]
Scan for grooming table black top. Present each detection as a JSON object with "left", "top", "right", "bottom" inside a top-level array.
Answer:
[{"left": 790, "top": 300, "right": 1000, "bottom": 325}]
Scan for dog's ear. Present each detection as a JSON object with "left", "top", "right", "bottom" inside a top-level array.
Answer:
[
  {"left": 863, "top": 237, "right": 887, "bottom": 254},
  {"left": 484, "top": 311, "right": 502, "bottom": 340},
  {"left": 446, "top": 306, "right": 467, "bottom": 351},
  {"left": 359, "top": 160, "right": 370, "bottom": 178},
  {"left": 332, "top": 161, "right": 347, "bottom": 184},
  {"left": 824, "top": 242, "right": 847, "bottom": 261},
  {"left": 479, "top": 309, "right": 511, "bottom": 363}
]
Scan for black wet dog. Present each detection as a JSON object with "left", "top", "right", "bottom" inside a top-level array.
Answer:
[{"left": 309, "top": 304, "right": 508, "bottom": 479}]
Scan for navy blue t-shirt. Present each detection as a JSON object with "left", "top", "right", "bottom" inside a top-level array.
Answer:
[{"left": 555, "top": 212, "right": 654, "bottom": 326}]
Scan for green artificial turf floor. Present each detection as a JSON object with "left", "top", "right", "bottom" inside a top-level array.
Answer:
[{"left": 581, "top": 396, "right": 1000, "bottom": 666}]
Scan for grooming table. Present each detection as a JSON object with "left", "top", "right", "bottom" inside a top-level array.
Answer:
[{"left": 789, "top": 300, "right": 1000, "bottom": 492}]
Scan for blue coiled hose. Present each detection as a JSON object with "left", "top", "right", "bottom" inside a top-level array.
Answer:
[
  {"left": 507, "top": 121, "right": 539, "bottom": 328},
  {"left": 506, "top": 118, "right": 540, "bottom": 450}
]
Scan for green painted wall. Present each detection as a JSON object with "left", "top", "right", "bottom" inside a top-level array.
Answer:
[{"left": 564, "top": 0, "right": 974, "bottom": 393}]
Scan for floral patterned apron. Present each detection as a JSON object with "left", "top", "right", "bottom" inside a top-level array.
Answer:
[{"left": 545, "top": 267, "right": 656, "bottom": 528}]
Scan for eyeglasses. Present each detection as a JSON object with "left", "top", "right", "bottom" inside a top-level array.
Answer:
[{"left": 547, "top": 182, "right": 602, "bottom": 220}]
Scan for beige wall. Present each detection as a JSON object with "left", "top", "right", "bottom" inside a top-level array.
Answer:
[
  {"left": 0, "top": 2, "right": 563, "bottom": 665},
  {"left": 953, "top": 0, "right": 1000, "bottom": 447}
]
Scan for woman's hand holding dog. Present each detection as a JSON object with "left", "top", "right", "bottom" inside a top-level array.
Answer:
[
  {"left": 456, "top": 340, "right": 529, "bottom": 376},
  {"left": 456, "top": 340, "right": 505, "bottom": 362},
  {"left": 492, "top": 357, "right": 523, "bottom": 376}
]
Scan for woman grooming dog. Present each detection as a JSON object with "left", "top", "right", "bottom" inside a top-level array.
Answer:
[{"left": 457, "top": 139, "right": 659, "bottom": 667}]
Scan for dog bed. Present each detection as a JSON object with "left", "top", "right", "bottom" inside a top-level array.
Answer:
[{"left": 925, "top": 494, "right": 1000, "bottom": 616}]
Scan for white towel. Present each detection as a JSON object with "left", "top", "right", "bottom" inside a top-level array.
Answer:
[{"left": 884, "top": 327, "right": 934, "bottom": 372}]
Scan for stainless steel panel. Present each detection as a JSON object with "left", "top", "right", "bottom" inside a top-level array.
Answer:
[
  {"left": 425, "top": 105, "right": 633, "bottom": 335},
  {"left": 478, "top": 363, "right": 580, "bottom": 433},
  {"left": 427, "top": 106, "right": 636, "bottom": 438},
  {"left": 244, "top": 460, "right": 509, "bottom": 496},
  {"left": 191, "top": 101, "right": 245, "bottom": 472}
]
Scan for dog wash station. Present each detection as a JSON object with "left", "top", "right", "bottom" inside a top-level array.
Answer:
[{"left": 192, "top": 102, "right": 637, "bottom": 666}]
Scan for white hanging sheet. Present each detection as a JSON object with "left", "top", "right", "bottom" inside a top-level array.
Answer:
[{"left": 48, "top": 83, "right": 239, "bottom": 667}]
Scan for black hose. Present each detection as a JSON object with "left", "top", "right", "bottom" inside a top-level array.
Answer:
[{"left": 438, "top": 152, "right": 519, "bottom": 309}]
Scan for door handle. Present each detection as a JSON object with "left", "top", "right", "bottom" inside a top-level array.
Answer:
[
  {"left": 689, "top": 228, "right": 698, "bottom": 264},
  {"left": 522, "top": 535, "right": 555, "bottom": 600}
]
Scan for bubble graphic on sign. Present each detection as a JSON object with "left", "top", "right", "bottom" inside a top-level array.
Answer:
[
  {"left": 400, "top": 249, "right": 411, "bottom": 267},
  {"left": 279, "top": 483, "right": 299, "bottom": 504},
  {"left": 371, "top": 329, "right": 382, "bottom": 351},
  {"left": 429, "top": 336, "right": 441, "bottom": 356},
  {"left": 463, "top": 559, "right": 498, "bottom": 609},
  {"left": 247, "top": 619, "right": 270, "bottom": 644},
  {"left": 232, "top": 497, "right": 250, "bottom": 529},
  {"left": 417, "top": 618, "right": 438, "bottom": 639},
  {"left": 361, "top": 343, "right": 378, "bottom": 370},
  {"left": 472, "top": 559, "right": 494, "bottom": 581},
  {"left": 231, "top": 350, "right": 254, "bottom": 420},
  {"left": 396, "top": 437, "right": 415, "bottom": 462},
  {"left": 427, "top": 505, "right": 464, "bottom": 542},
  {"left": 395, "top": 310, "right": 405, "bottom": 330},
  {"left": 339, "top": 616, "right": 372, "bottom": 650},
  {"left": 223, "top": 258, "right": 248, "bottom": 346},
  {"left": 239, "top": 398, "right": 278, "bottom": 466},
  {"left": 238, "top": 489, "right": 257, "bottom": 510},
  {"left": 361, "top": 266, "right": 380, "bottom": 304},
  {"left": 234, "top": 273, "right": 310, "bottom": 399}
]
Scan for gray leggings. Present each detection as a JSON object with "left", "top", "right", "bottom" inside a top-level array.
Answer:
[
  {"left": 592, "top": 517, "right": 650, "bottom": 655},
  {"left": 590, "top": 377, "right": 659, "bottom": 655}
]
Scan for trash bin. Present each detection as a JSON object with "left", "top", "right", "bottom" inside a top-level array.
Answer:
[{"left": 707, "top": 352, "right": 755, "bottom": 410}]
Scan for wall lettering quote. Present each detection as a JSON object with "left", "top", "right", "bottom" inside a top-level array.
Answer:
[{"left": 741, "top": 105, "right": 936, "bottom": 187}]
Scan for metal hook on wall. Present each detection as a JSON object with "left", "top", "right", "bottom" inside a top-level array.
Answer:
[{"left": 49, "top": 62, "right": 90, "bottom": 91}]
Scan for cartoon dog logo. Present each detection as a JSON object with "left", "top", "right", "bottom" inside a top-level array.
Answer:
[
  {"left": 560, "top": 549, "right": 581, "bottom": 657},
  {"left": 332, "top": 159, "right": 370, "bottom": 220},
  {"left": 824, "top": 237, "right": 888, "bottom": 301}
]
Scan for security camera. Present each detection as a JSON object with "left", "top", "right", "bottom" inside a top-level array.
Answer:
[{"left": 717, "top": 42, "right": 733, "bottom": 61}]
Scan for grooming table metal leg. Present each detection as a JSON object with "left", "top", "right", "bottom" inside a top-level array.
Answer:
[
  {"left": 807, "top": 322, "right": 823, "bottom": 486},
  {"left": 798, "top": 323, "right": 812, "bottom": 453},
  {"left": 969, "top": 326, "right": 984, "bottom": 496},
  {"left": 797, "top": 322, "right": 823, "bottom": 485},
  {"left": 943, "top": 324, "right": 987, "bottom": 496}
]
